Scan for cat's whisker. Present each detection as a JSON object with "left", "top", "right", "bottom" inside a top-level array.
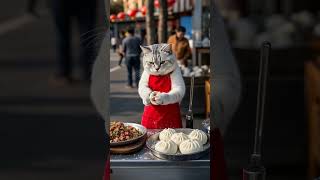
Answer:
[
  {"left": 84, "top": 34, "right": 106, "bottom": 49},
  {"left": 80, "top": 26, "right": 107, "bottom": 38},
  {"left": 81, "top": 31, "right": 107, "bottom": 44}
]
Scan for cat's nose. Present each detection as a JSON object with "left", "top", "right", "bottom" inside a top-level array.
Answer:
[{"left": 155, "top": 67, "right": 160, "bottom": 71}]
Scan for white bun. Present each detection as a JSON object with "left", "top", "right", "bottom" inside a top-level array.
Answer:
[
  {"left": 159, "top": 128, "right": 176, "bottom": 141},
  {"left": 179, "top": 139, "right": 203, "bottom": 154},
  {"left": 188, "top": 129, "right": 208, "bottom": 145},
  {"left": 155, "top": 140, "right": 178, "bottom": 154},
  {"left": 170, "top": 132, "right": 189, "bottom": 145}
]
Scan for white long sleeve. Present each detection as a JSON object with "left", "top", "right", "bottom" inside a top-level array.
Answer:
[
  {"left": 138, "top": 71, "right": 153, "bottom": 105},
  {"left": 164, "top": 67, "right": 185, "bottom": 105}
]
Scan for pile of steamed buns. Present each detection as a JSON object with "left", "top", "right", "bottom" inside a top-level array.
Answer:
[{"left": 155, "top": 128, "right": 208, "bottom": 155}]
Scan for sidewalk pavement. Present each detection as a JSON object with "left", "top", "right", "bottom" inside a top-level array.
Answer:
[
  {"left": 0, "top": 10, "right": 106, "bottom": 180},
  {"left": 110, "top": 51, "right": 144, "bottom": 123}
]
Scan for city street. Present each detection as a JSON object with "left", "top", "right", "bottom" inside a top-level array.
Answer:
[
  {"left": 0, "top": 3, "right": 143, "bottom": 178},
  {"left": 0, "top": 2, "right": 106, "bottom": 180}
]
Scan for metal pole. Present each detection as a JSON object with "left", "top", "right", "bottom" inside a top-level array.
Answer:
[
  {"left": 243, "top": 42, "right": 271, "bottom": 180},
  {"left": 186, "top": 75, "right": 195, "bottom": 128},
  {"left": 254, "top": 42, "right": 270, "bottom": 156}
]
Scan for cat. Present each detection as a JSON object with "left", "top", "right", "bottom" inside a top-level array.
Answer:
[
  {"left": 138, "top": 43, "right": 185, "bottom": 129},
  {"left": 90, "top": 40, "right": 185, "bottom": 129}
]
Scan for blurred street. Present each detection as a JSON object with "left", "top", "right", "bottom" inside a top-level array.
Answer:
[
  {"left": 110, "top": 51, "right": 144, "bottom": 123},
  {"left": 0, "top": 1, "right": 106, "bottom": 180}
]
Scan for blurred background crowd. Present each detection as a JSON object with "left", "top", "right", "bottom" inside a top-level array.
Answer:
[{"left": 0, "top": 0, "right": 107, "bottom": 179}]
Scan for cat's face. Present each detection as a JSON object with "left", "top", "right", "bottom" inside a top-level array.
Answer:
[{"left": 140, "top": 44, "right": 177, "bottom": 76}]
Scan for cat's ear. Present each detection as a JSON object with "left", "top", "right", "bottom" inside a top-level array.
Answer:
[
  {"left": 162, "top": 44, "right": 172, "bottom": 54},
  {"left": 140, "top": 45, "right": 152, "bottom": 54}
]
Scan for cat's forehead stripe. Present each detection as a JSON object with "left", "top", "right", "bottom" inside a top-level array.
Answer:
[{"left": 152, "top": 45, "right": 160, "bottom": 64}]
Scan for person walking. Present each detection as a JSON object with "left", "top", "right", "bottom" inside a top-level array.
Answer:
[
  {"left": 117, "top": 30, "right": 126, "bottom": 66},
  {"left": 111, "top": 36, "right": 117, "bottom": 52},
  {"left": 49, "top": 0, "right": 97, "bottom": 85},
  {"left": 167, "top": 26, "right": 191, "bottom": 67},
  {"left": 140, "top": 29, "right": 147, "bottom": 46},
  {"left": 122, "top": 28, "right": 142, "bottom": 88}
]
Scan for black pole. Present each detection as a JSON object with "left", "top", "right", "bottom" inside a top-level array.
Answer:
[
  {"left": 243, "top": 42, "right": 271, "bottom": 180},
  {"left": 186, "top": 75, "right": 194, "bottom": 129},
  {"left": 254, "top": 41, "right": 270, "bottom": 156}
]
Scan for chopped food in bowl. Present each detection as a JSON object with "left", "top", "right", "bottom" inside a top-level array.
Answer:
[{"left": 110, "top": 121, "right": 143, "bottom": 143}]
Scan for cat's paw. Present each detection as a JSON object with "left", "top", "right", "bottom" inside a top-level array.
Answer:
[
  {"left": 154, "top": 93, "right": 169, "bottom": 105},
  {"left": 150, "top": 91, "right": 160, "bottom": 105}
]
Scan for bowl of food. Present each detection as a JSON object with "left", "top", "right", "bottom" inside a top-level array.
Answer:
[
  {"left": 146, "top": 128, "right": 210, "bottom": 161},
  {"left": 110, "top": 121, "right": 147, "bottom": 147}
]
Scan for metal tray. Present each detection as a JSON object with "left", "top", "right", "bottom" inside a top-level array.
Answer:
[
  {"left": 110, "top": 123, "right": 147, "bottom": 147},
  {"left": 146, "top": 128, "right": 210, "bottom": 161}
]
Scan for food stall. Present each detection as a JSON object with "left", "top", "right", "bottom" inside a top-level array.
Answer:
[{"left": 109, "top": 74, "right": 210, "bottom": 180}]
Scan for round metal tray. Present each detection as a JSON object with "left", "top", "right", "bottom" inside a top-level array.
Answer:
[
  {"left": 110, "top": 123, "right": 147, "bottom": 147},
  {"left": 146, "top": 128, "right": 210, "bottom": 161}
]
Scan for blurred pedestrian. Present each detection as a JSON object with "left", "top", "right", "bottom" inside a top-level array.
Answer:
[
  {"left": 117, "top": 30, "right": 126, "bottom": 66},
  {"left": 49, "top": 0, "right": 97, "bottom": 85},
  {"left": 140, "top": 29, "right": 147, "bottom": 46},
  {"left": 167, "top": 26, "right": 191, "bottom": 67},
  {"left": 122, "top": 28, "right": 142, "bottom": 88},
  {"left": 111, "top": 36, "right": 117, "bottom": 52}
]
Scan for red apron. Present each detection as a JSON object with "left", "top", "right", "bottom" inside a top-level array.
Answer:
[
  {"left": 103, "top": 154, "right": 110, "bottom": 180},
  {"left": 141, "top": 74, "right": 182, "bottom": 129}
]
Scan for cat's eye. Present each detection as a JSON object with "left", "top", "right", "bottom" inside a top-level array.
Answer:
[
  {"left": 162, "top": 51, "right": 170, "bottom": 55},
  {"left": 148, "top": 62, "right": 154, "bottom": 65},
  {"left": 160, "top": 61, "right": 165, "bottom": 64}
]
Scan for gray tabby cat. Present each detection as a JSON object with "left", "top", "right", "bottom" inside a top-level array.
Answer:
[{"left": 139, "top": 43, "right": 185, "bottom": 106}]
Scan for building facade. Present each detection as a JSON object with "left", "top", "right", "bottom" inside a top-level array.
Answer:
[{"left": 122, "top": 0, "right": 194, "bottom": 14}]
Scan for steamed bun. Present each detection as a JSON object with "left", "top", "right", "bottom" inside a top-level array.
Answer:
[
  {"left": 159, "top": 128, "right": 176, "bottom": 141},
  {"left": 170, "top": 132, "right": 189, "bottom": 145},
  {"left": 155, "top": 140, "right": 178, "bottom": 155},
  {"left": 179, "top": 139, "right": 203, "bottom": 154},
  {"left": 188, "top": 129, "right": 208, "bottom": 145}
]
